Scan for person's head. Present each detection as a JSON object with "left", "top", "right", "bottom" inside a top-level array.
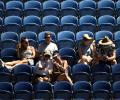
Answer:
[
  {"left": 43, "top": 50, "right": 51, "bottom": 60},
  {"left": 20, "top": 37, "right": 29, "bottom": 49},
  {"left": 44, "top": 32, "right": 51, "bottom": 44},
  {"left": 82, "top": 34, "right": 93, "bottom": 46},
  {"left": 53, "top": 50, "right": 61, "bottom": 61}
]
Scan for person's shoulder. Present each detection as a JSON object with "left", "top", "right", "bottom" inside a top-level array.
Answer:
[{"left": 50, "top": 42, "right": 57, "bottom": 46}]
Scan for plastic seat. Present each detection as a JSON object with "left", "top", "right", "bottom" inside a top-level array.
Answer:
[
  {"left": 6, "top": 1, "right": 23, "bottom": 17},
  {"left": 38, "top": 31, "right": 56, "bottom": 43},
  {"left": 97, "top": 0, "right": 115, "bottom": 17},
  {"left": 43, "top": 0, "right": 60, "bottom": 16},
  {"left": 73, "top": 81, "right": 91, "bottom": 99},
  {"left": 98, "top": 15, "right": 116, "bottom": 32},
  {"left": 54, "top": 81, "right": 72, "bottom": 100},
  {"left": 57, "top": 31, "right": 75, "bottom": 49},
  {"left": 91, "top": 63, "right": 111, "bottom": 82},
  {"left": 61, "top": 0, "right": 78, "bottom": 17},
  {"left": 117, "top": 16, "right": 120, "bottom": 31},
  {"left": 1, "top": 48, "right": 17, "bottom": 62},
  {"left": 24, "top": 1, "right": 41, "bottom": 16},
  {"left": 23, "top": 15, "right": 41, "bottom": 34},
  {"left": 112, "top": 64, "right": 120, "bottom": 82},
  {"left": 0, "top": 1, "right": 4, "bottom": 17},
  {"left": 61, "top": 15, "right": 78, "bottom": 33},
  {"left": 0, "top": 17, "right": 3, "bottom": 32},
  {"left": 93, "top": 81, "right": 111, "bottom": 100},
  {"left": 116, "top": 48, "right": 120, "bottom": 63},
  {"left": 95, "top": 31, "right": 113, "bottom": 43},
  {"left": 113, "top": 81, "right": 120, "bottom": 99},
  {"left": 59, "top": 47, "right": 76, "bottom": 66},
  {"left": 12, "top": 64, "right": 32, "bottom": 83},
  {"left": 42, "top": 15, "right": 60, "bottom": 33},
  {"left": 0, "top": 82, "right": 13, "bottom": 100},
  {"left": 4, "top": 16, "right": 22, "bottom": 33},
  {"left": 14, "top": 82, "right": 33, "bottom": 100},
  {"left": 116, "top": 0, "right": 120, "bottom": 17},
  {"left": 72, "top": 64, "right": 91, "bottom": 82},
  {"left": 114, "top": 31, "right": 120, "bottom": 49},
  {"left": 34, "top": 82, "right": 52, "bottom": 100},
  {"left": 79, "top": 15, "right": 97, "bottom": 33},
  {"left": 79, "top": 0, "right": 96, "bottom": 16},
  {"left": 20, "top": 31, "right": 38, "bottom": 48}
]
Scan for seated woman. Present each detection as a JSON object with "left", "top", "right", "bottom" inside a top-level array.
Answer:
[
  {"left": 92, "top": 36, "right": 117, "bottom": 66},
  {"left": 4, "top": 37, "right": 36, "bottom": 69},
  {"left": 51, "top": 51, "right": 73, "bottom": 84},
  {"left": 78, "top": 34, "right": 94, "bottom": 65}
]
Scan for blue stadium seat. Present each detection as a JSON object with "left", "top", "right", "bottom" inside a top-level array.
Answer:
[
  {"left": 57, "top": 31, "right": 75, "bottom": 49},
  {"left": 38, "top": 31, "right": 56, "bottom": 43},
  {"left": 42, "top": 15, "right": 60, "bottom": 33},
  {"left": 72, "top": 64, "right": 91, "bottom": 82},
  {"left": 91, "top": 63, "right": 111, "bottom": 82},
  {"left": 93, "top": 81, "right": 111, "bottom": 100},
  {"left": 73, "top": 81, "right": 91, "bottom": 99},
  {"left": 12, "top": 64, "right": 32, "bottom": 83},
  {"left": 79, "top": 0, "right": 96, "bottom": 16},
  {"left": 14, "top": 82, "right": 33, "bottom": 100},
  {"left": 4, "top": 16, "right": 22, "bottom": 33},
  {"left": 117, "top": 16, "right": 120, "bottom": 31},
  {"left": 61, "top": 15, "right": 78, "bottom": 33},
  {"left": 113, "top": 81, "right": 120, "bottom": 99},
  {"left": 112, "top": 64, "right": 120, "bottom": 82},
  {"left": 98, "top": 15, "right": 116, "bottom": 32},
  {"left": 0, "top": 1, "right": 4, "bottom": 17},
  {"left": 116, "top": 0, "right": 120, "bottom": 17},
  {"left": 116, "top": 48, "right": 120, "bottom": 63},
  {"left": 0, "top": 17, "right": 3, "bottom": 32},
  {"left": 6, "top": 1, "right": 23, "bottom": 17},
  {"left": 61, "top": 0, "right": 78, "bottom": 17},
  {"left": 54, "top": 81, "right": 72, "bottom": 100},
  {"left": 34, "top": 82, "right": 52, "bottom": 100},
  {"left": 79, "top": 15, "right": 97, "bottom": 33},
  {"left": 97, "top": 0, "right": 115, "bottom": 17},
  {"left": 43, "top": 0, "right": 60, "bottom": 16},
  {"left": 59, "top": 47, "right": 76, "bottom": 66},
  {"left": 20, "top": 31, "right": 38, "bottom": 48},
  {"left": 114, "top": 31, "right": 120, "bottom": 49},
  {"left": 23, "top": 15, "right": 41, "bottom": 34},
  {"left": 0, "top": 82, "right": 13, "bottom": 100},
  {"left": 24, "top": 1, "right": 41, "bottom": 16},
  {"left": 95, "top": 31, "right": 113, "bottom": 43},
  {"left": 1, "top": 48, "right": 17, "bottom": 62}
]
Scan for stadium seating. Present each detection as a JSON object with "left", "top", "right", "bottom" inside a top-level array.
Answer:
[
  {"left": 113, "top": 81, "right": 120, "bottom": 99},
  {"left": 0, "top": 1, "right": 4, "bottom": 17}
]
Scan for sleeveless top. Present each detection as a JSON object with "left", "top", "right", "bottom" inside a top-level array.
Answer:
[{"left": 21, "top": 49, "right": 33, "bottom": 59}]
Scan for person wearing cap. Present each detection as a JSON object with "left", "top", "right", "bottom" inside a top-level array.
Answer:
[
  {"left": 51, "top": 51, "right": 73, "bottom": 84},
  {"left": 93, "top": 36, "right": 117, "bottom": 65},
  {"left": 33, "top": 50, "right": 53, "bottom": 83},
  {"left": 78, "top": 34, "right": 94, "bottom": 65},
  {"left": 38, "top": 32, "right": 58, "bottom": 58}
]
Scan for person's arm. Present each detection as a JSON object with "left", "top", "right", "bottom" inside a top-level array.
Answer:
[{"left": 106, "top": 51, "right": 116, "bottom": 61}]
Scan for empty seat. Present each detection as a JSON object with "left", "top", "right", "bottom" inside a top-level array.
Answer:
[
  {"left": 14, "top": 82, "right": 33, "bottom": 100},
  {"left": 116, "top": 0, "right": 120, "bottom": 17},
  {"left": 0, "top": 17, "right": 3, "bottom": 32},
  {"left": 61, "top": 0, "right": 78, "bottom": 17},
  {"left": 117, "top": 16, "right": 120, "bottom": 31},
  {"left": 0, "top": 82, "right": 13, "bottom": 100},
  {"left": 43, "top": 0, "right": 60, "bottom": 16},
  {"left": 72, "top": 64, "right": 91, "bottom": 82},
  {"left": 98, "top": 15, "right": 116, "bottom": 32},
  {"left": 12, "top": 64, "right": 32, "bottom": 83},
  {"left": 93, "top": 81, "right": 111, "bottom": 99},
  {"left": 23, "top": 15, "right": 41, "bottom": 33},
  {"left": 54, "top": 81, "right": 72, "bottom": 100},
  {"left": 97, "top": 0, "right": 115, "bottom": 16},
  {"left": 79, "top": 15, "right": 97, "bottom": 33},
  {"left": 4, "top": 16, "right": 22, "bottom": 33},
  {"left": 0, "top": 1, "right": 4, "bottom": 17},
  {"left": 6, "top": 1, "right": 23, "bottom": 17},
  {"left": 114, "top": 31, "right": 120, "bottom": 49},
  {"left": 79, "top": 0, "right": 96, "bottom": 16},
  {"left": 116, "top": 48, "right": 120, "bottom": 63},
  {"left": 34, "top": 82, "right": 52, "bottom": 100},
  {"left": 24, "top": 1, "right": 41, "bottom": 16},
  {"left": 113, "top": 81, "right": 120, "bottom": 99},
  {"left": 61, "top": 15, "right": 78, "bottom": 33},
  {"left": 73, "top": 81, "right": 91, "bottom": 99},
  {"left": 42, "top": 15, "right": 60, "bottom": 33}
]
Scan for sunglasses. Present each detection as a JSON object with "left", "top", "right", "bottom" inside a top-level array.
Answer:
[{"left": 45, "top": 37, "right": 50, "bottom": 38}]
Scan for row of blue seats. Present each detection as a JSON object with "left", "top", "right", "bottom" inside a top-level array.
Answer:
[
  {"left": 0, "top": 81, "right": 120, "bottom": 100},
  {"left": 0, "top": 15, "right": 120, "bottom": 33},
  {"left": 0, "top": 0, "right": 120, "bottom": 17}
]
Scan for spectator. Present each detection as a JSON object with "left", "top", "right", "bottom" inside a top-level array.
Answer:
[
  {"left": 92, "top": 36, "right": 117, "bottom": 66},
  {"left": 5, "top": 37, "right": 36, "bottom": 69},
  {"left": 78, "top": 34, "right": 94, "bottom": 65},
  {"left": 33, "top": 51, "right": 53, "bottom": 83},
  {"left": 51, "top": 51, "right": 73, "bottom": 84},
  {"left": 38, "top": 32, "right": 58, "bottom": 58}
]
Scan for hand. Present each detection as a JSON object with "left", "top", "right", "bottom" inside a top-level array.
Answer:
[{"left": 16, "top": 43, "right": 21, "bottom": 49}]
